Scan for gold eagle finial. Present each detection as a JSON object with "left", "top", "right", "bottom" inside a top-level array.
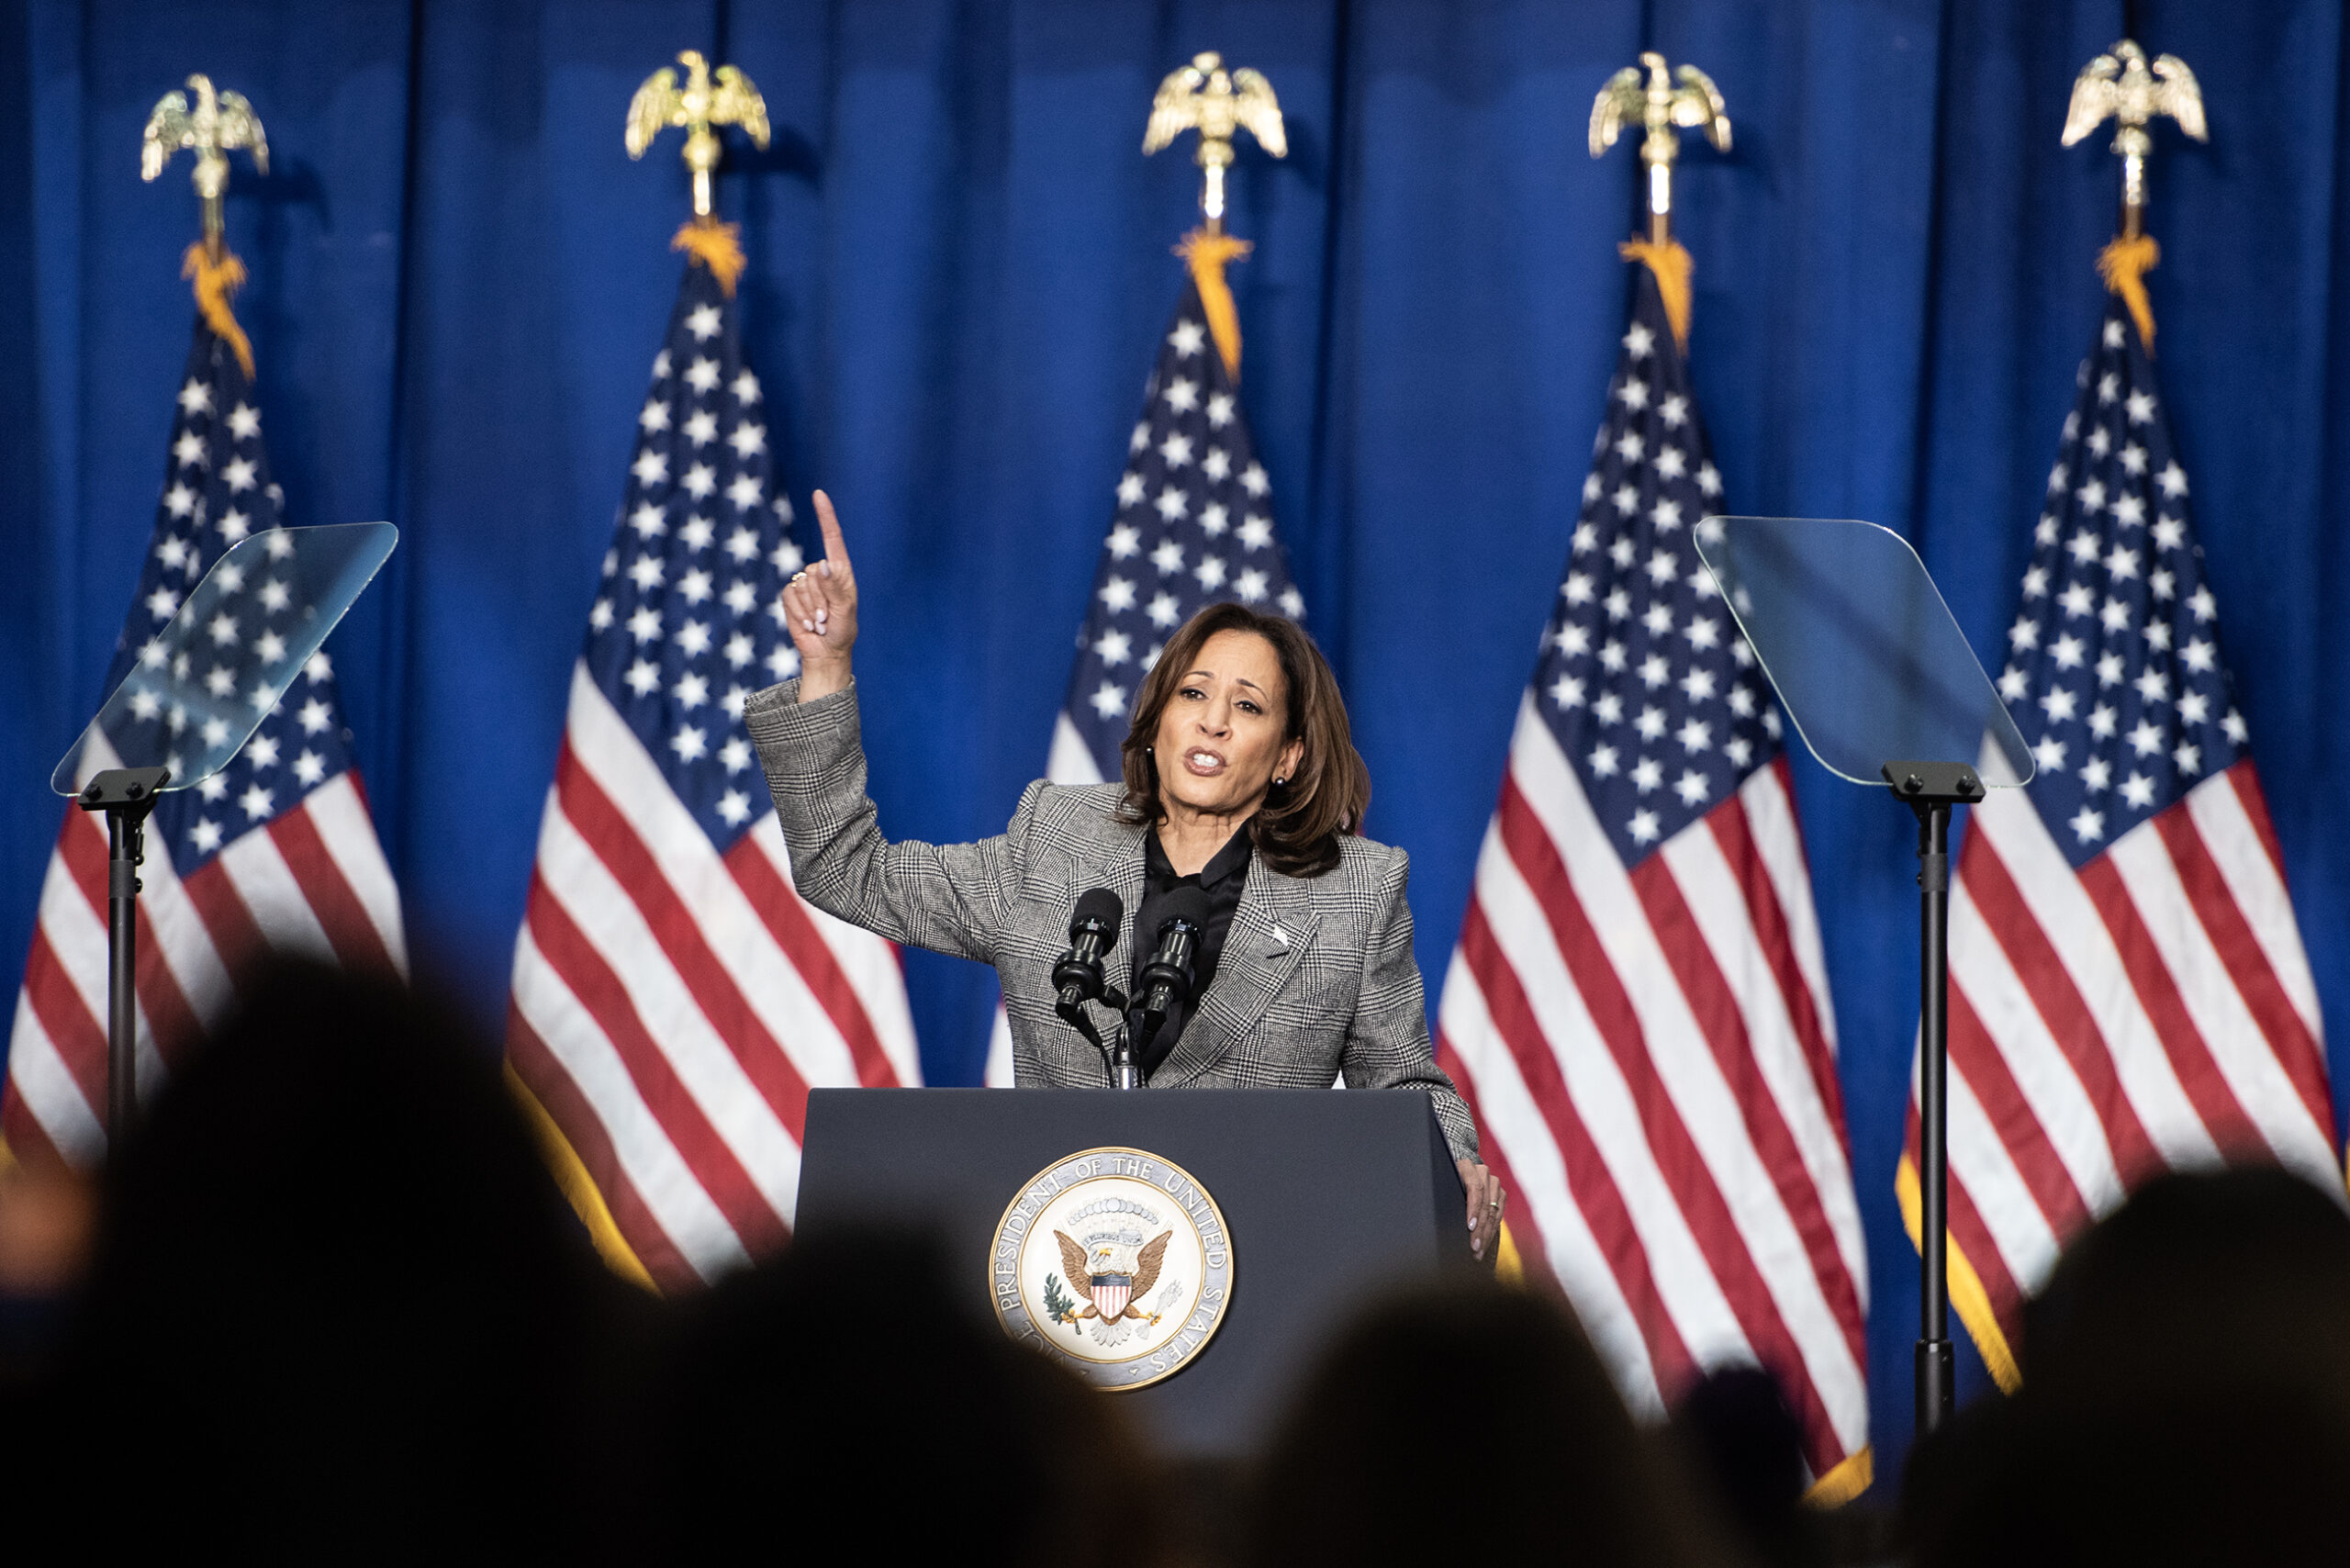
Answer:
[
  {"left": 2063, "top": 39, "right": 2206, "bottom": 242},
  {"left": 2063, "top": 39, "right": 2208, "bottom": 151},
  {"left": 1144, "top": 51, "right": 1287, "bottom": 231},
  {"left": 141, "top": 74, "right": 269, "bottom": 254},
  {"left": 626, "top": 50, "right": 772, "bottom": 218},
  {"left": 1590, "top": 52, "right": 1729, "bottom": 246}
]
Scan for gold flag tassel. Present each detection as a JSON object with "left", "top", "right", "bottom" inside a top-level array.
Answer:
[
  {"left": 1618, "top": 237, "right": 1694, "bottom": 352},
  {"left": 672, "top": 214, "right": 749, "bottom": 298},
  {"left": 1591, "top": 51, "right": 1729, "bottom": 352},
  {"left": 181, "top": 241, "right": 255, "bottom": 379},
  {"left": 1177, "top": 228, "right": 1250, "bottom": 380},
  {"left": 2097, "top": 233, "right": 2161, "bottom": 350},
  {"left": 2063, "top": 39, "right": 2209, "bottom": 353}
]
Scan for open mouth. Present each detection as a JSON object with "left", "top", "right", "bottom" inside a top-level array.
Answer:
[{"left": 1182, "top": 747, "right": 1227, "bottom": 777}]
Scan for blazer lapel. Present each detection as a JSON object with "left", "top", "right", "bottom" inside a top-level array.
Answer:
[
  {"left": 1158, "top": 862, "right": 1318, "bottom": 1084},
  {"left": 1102, "top": 823, "right": 1148, "bottom": 991}
]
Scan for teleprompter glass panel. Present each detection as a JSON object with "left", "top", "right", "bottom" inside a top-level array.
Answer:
[
  {"left": 52, "top": 523, "right": 397, "bottom": 796},
  {"left": 1694, "top": 516, "right": 2031, "bottom": 789}
]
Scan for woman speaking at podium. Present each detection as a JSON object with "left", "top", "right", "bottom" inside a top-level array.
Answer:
[{"left": 746, "top": 495, "right": 1505, "bottom": 1260}]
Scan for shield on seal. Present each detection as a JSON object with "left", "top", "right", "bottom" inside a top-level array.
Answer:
[{"left": 1089, "top": 1273, "right": 1132, "bottom": 1321}]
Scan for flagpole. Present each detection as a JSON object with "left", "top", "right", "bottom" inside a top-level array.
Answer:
[
  {"left": 111, "top": 75, "right": 270, "bottom": 1145},
  {"left": 2062, "top": 39, "right": 2207, "bottom": 347}
]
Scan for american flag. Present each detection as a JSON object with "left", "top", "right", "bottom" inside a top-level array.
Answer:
[
  {"left": 4, "top": 314, "right": 406, "bottom": 1170},
  {"left": 1435, "top": 260, "right": 1870, "bottom": 1491},
  {"left": 506, "top": 239, "right": 920, "bottom": 1293},
  {"left": 982, "top": 269, "right": 1303, "bottom": 1085},
  {"left": 1900, "top": 297, "right": 2333, "bottom": 1384}
]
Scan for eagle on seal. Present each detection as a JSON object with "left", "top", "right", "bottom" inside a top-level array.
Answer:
[{"left": 1055, "top": 1228, "right": 1172, "bottom": 1325}]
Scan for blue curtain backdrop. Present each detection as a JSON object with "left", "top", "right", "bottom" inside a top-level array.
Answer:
[{"left": 5, "top": 0, "right": 2345, "bottom": 1487}]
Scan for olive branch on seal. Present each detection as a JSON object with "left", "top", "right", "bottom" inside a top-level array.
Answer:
[{"left": 1041, "top": 1271, "right": 1081, "bottom": 1330}]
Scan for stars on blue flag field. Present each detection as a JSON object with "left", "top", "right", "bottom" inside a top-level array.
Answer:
[
  {"left": 1534, "top": 266, "right": 1774, "bottom": 866},
  {"left": 1996, "top": 300, "right": 2244, "bottom": 864},
  {"left": 582, "top": 263, "right": 805, "bottom": 847},
  {"left": 1062, "top": 283, "right": 1304, "bottom": 777},
  {"left": 99, "top": 326, "right": 361, "bottom": 878}
]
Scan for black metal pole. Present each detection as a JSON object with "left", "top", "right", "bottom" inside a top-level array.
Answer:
[
  {"left": 105, "top": 809, "right": 143, "bottom": 1143},
  {"left": 1916, "top": 799, "right": 1955, "bottom": 1436},
  {"left": 79, "top": 767, "right": 165, "bottom": 1148}
]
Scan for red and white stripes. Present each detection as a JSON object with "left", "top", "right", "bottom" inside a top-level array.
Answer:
[
  {"left": 508, "top": 666, "right": 918, "bottom": 1294},
  {"left": 1439, "top": 694, "right": 1869, "bottom": 1488},
  {"left": 1908, "top": 760, "right": 2332, "bottom": 1383},
  {"left": 5, "top": 767, "right": 405, "bottom": 1170}
]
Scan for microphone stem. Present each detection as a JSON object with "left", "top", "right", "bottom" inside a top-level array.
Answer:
[{"left": 1118, "top": 1009, "right": 1159, "bottom": 1091}]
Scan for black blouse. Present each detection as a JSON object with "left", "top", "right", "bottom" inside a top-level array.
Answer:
[{"left": 1127, "top": 825, "right": 1251, "bottom": 1078}]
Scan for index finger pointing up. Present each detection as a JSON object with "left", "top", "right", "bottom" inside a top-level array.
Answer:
[{"left": 811, "top": 489, "right": 851, "bottom": 573}]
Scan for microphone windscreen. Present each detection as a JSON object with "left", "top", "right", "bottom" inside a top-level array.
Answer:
[
  {"left": 1072, "top": 886, "right": 1124, "bottom": 932},
  {"left": 1158, "top": 883, "right": 1214, "bottom": 932}
]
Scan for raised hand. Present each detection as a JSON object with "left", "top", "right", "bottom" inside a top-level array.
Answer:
[{"left": 785, "top": 489, "right": 859, "bottom": 701}]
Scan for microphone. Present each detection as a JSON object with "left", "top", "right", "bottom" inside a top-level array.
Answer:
[
  {"left": 1136, "top": 884, "right": 1214, "bottom": 1037},
  {"left": 1053, "top": 888, "right": 1123, "bottom": 1012}
]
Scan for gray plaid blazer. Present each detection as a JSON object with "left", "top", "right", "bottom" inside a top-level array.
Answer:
[{"left": 744, "top": 680, "right": 1480, "bottom": 1160}]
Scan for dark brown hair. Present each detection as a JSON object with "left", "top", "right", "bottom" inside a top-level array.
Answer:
[{"left": 1117, "top": 602, "right": 1370, "bottom": 879}]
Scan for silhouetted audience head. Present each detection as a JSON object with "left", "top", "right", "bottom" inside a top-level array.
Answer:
[
  {"left": 1671, "top": 1366, "right": 1823, "bottom": 1568},
  {"left": 26, "top": 959, "right": 633, "bottom": 1559},
  {"left": 1248, "top": 1277, "right": 1735, "bottom": 1568},
  {"left": 1904, "top": 1166, "right": 2350, "bottom": 1568},
  {"left": 2026, "top": 1162, "right": 2350, "bottom": 1402},
  {"left": 655, "top": 1225, "right": 1161, "bottom": 1566}
]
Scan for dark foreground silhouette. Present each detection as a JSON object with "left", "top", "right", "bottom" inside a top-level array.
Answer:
[
  {"left": 1248, "top": 1276, "right": 1736, "bottom": 1568},
  {"left": 1902, "top": 1166, "right": 2350, "bottom": 1568},
  {"left": 7, "top": 962, "right": 643, "bottom": 1558},
  {"left": 14, "top": 961, "right": 2340, "bottom": 1567}
]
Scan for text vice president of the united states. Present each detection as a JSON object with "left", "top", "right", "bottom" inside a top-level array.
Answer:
[{"left": 744, "top": 492, "right": 1505, "bottom": 1260}]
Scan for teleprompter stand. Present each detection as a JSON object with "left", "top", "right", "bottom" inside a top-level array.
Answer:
[
  {"left": 1698, "top": 516, "right": 2034, "bottom": 1439},
  {"left": 49, "top": 523, "right": 397, "bottom": 1147},
  {"left": 1881, "top": 758, "right": 1986, "bottom": 1432},
  {"left": 74, "top": 767, "right": 169, "bottom": 1139}
]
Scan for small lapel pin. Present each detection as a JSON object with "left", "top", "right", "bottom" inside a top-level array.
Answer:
[{"left": 1268, "top": 923, "right": 1290, "bottom": 952}]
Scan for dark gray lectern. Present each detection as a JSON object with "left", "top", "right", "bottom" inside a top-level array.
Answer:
[{"left": 796, "top": 1088, "right": 1472, "bottom": 1455}]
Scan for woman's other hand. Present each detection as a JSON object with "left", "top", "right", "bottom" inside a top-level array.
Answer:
[
  {"left": 786, "top": 490, "right": 859, "bottom": 700},
  {"left": 1460, "top": 1159, "right": 1505, "bottom": 1262}
]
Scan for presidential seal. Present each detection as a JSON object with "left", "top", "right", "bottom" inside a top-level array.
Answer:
[{"left": 990, "top": 1147, "right": 1234, "bottom": 1391}]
